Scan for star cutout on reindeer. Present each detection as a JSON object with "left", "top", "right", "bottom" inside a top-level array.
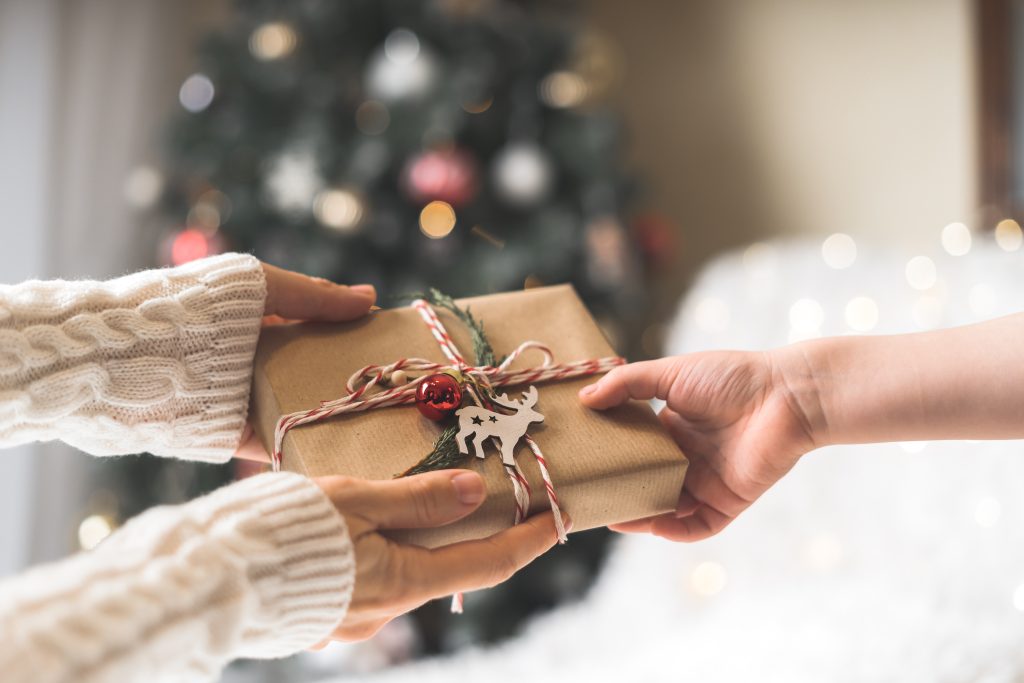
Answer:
[{"left": 455, "top": 386, "right": 545, "bottom": 466}]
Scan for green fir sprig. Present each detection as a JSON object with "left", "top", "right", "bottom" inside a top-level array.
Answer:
[
  {"left": 399, "top": 424, "right": 464, "bottom": 477},
  {"left": 418, "top": 288, "right": 501, "bottom": 367},
  {"left": 396, "top": 290, "right": 498, "bottom": 477}
]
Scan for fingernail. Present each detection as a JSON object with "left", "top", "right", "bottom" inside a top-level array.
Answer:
[
  {"left": 452, "top": 472, "right": 485, "bottom": 505},
  {"left": 351, "top": 284, "right": 376, "bottom": 299},
  {"left": 579, "top": 384, "right": 597, "bottom": 397},
  {"left": 562, "top": 512, "right": 574, "bottom": 533}
]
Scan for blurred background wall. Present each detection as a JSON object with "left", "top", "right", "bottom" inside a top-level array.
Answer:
[{"left": 587, "top": 0, "right": 977, "bottom": 317}]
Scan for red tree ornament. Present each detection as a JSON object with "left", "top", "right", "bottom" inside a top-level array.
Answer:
[
  {"left": 403, "top": 148, "right": 478, "bottom": 207},
  {"left": 415, "top": 372, "right": 464, "bottom": 421}
]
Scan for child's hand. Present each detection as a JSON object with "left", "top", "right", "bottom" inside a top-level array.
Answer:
[
  {"left": 315, "top": 470, "right": 567, "bottom": 642},
  {"left": 579, "top": 350, "right": 821, "bottom": 541}
]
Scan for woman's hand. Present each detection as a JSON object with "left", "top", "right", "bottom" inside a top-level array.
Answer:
[
  {"left": 234, "top": 263, "right": 378, "bottom": 462},
  {"left": 579, "top": 349, "right": 822, "bottom": 541},
  {"left": 315, "top": 470, "right": 568, "bottom": 642}
]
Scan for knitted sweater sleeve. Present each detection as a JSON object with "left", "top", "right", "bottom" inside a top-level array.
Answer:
[
  {"left": 0, "top": 253, "right": 266, "bottom": 462},
  {"left": 0, "top": 471, "right": 355, "bottom": 683}
]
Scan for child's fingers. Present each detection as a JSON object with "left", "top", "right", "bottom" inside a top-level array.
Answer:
[
  {"left": 578, "top": 360, "right": 674, "bottom": 409},
  {"left": 650, "top": 505, "right": 731, "bottom": 543},
  {"left": 608, "top": 518, "right": 654, "bottom": 534}
]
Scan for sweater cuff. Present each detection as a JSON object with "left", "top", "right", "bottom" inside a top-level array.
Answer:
[
  {"left": 0, "top": 252, "right": 267, "bottom": 462},
  {"left": 222, "top": 473, "right": 355, "bottom": 657},
  {"left": 149, "top": 253, "right": 267, "bottom": 462}
]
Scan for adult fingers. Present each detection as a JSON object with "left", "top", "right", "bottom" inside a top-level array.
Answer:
[
  {"left": 578, "top": 359, "right": 678, "bottom": 410},
  {"left": 262, "top": 263, "right": 376, "bottom": 322},
  {"left": 404, "top": 511, "right": 567, "bottom": 597},
  {"left": 322, "top": 470, "right": 487, "bottom": 530},
  {"left": 232, "top": 425, "right": 271, "bottom": 463}
]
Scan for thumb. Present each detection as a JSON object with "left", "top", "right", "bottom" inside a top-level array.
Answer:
[
  {"left": 322, "top": 470, "right": 487, "bottom": 530},
  {"left": 578, "top": 359, "right": 675, "bottom": 410},
  {"left": 262, "top": 263, "right": 376, "bottom": 322}
]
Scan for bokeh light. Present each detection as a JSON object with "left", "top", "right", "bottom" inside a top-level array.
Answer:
[
  {"left": 385, "top": 29, "right": 420, "bottom": 64},
  {"left": 845, "top": 296, "right": 879, "bottom": 332},
  {"left": 123, "top": 166, "right": 164, "bottom": 209},
  {"left": 419, "top": 200, "right": 457, "bottom": 239},
  {"left": 693, "top": 297, "right": 730, "bottom": 333},
  {"left": 539, "top": 71, "right": 588, "bottom": 108},
  {"left": 821, "top": 233, "right": 857, "bottom": 269},
  {"left": 78, "top": 514, "right": 113, "bottom": 550},
  {"left": 179, "top": 73, "right": 215, "bottom": 113},
  {"left": 941, "top": 222, "right": 971, "bottom": 256},
  {"left": 171, "top": 228, "right": 211, "bottom": 265},
  {"left": 904, "top": 255, "right": 937, "bottom": 291},
  {"left": 689, "top": 561, "right": 728, "bottom": 597},
  {"left": 249, "top": 22, "right": 298, "bottom": 61},
  {"left": 188, "top": 189, "right": 231, "bottom": 234},
  {"left": 314, "top": 188, "right": 364, "bottom": 232},
  {"left": 995, "top": 219, "right": 1023, "bottom": 251},
  {"left": 461, "top": 96, "right": 493, "bottom": 114},
  {"left": 367, "top": 28, "right": 437, "bottom": 101},
  {"left": 492, "top": 144, "right": 553, "bottom": 207}
]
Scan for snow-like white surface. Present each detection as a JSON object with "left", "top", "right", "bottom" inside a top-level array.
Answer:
[{"left": 335, "top": 237, "right": 1024, "bottom": 682}]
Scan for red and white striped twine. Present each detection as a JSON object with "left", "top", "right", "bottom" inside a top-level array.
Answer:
[{"left": 270, "top": 298, "right": 623, "bottom": 609}]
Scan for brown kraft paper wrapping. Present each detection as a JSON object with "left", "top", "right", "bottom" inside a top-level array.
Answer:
[{"left": 250, "top": 284, "right": 688, "bottom": 548}]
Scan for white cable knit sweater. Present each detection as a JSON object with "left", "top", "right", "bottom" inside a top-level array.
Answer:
[{"left": 0, "top": 254, "right": 355, "bottom": 683}]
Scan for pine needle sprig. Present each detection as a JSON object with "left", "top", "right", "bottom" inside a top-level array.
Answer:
[
  {"left": 419, "top": 288, "right": 501, "bottom": 367},
  {"left": 397, "top": 424, "right": 468, "bottom": 477},
  {"left": 396, "top": 290, "right": 500, "bottom": 478}
]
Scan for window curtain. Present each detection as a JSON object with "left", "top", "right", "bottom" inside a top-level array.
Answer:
[{"left": 0, "top": 0, "right": 226, "bottom": 572}]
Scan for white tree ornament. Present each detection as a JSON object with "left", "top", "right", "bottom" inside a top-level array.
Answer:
[{"left": 455, "top": 386, "right": 544, "bottom": 466}]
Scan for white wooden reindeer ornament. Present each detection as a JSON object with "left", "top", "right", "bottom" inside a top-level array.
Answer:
[{"left": 455, "top": 386, "right": 544, "bottom": 466}]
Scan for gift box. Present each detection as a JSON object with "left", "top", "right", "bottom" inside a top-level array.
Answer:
[{"left": 250, "top": 284, "right": 688, "bottom": 548}]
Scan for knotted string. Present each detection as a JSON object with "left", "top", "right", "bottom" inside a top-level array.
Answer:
[{"left": 271, "top": 299, "right": 624, "bottom": 609}]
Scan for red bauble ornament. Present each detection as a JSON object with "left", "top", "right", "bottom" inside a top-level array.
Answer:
[
  {"left": 403, "top": 148, "right": 478, "bottom": 207},
  {"left": 631, "top": 212, "right": 676, "bottom": 270},
  {"left": 415, "top": 373, "right": 464, "bottom": 421}
]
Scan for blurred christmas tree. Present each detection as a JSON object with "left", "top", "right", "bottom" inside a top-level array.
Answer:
[
  {"left": 160, "top": 0, "right": 650, "bottom": 329},
  {"left": 97, "top": 0, "right": 672, "bottom": 665}
]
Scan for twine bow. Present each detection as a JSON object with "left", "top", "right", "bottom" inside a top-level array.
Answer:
[{"left": 271, "top": 298, "right": 624, "bottom": 609}]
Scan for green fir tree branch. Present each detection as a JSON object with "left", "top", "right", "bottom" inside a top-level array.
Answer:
[
  {"left": 397, "top": 424, "right": 469, "bottom": 477},
  {"left": 397, "top": 290, "right": 497, "bottom": 477}
]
